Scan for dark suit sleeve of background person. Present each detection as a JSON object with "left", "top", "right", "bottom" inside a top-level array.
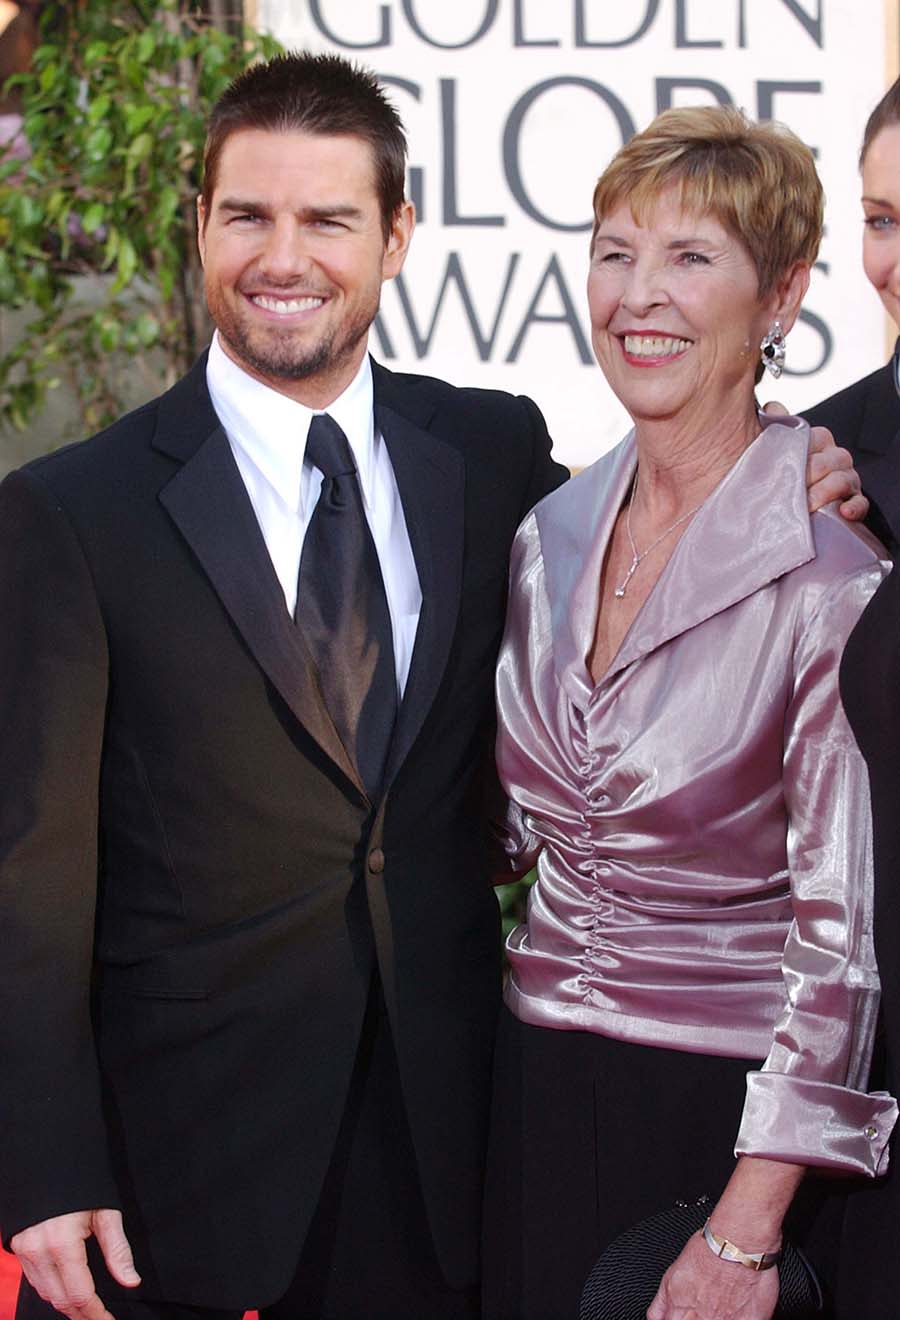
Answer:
[
  {"left": 803, "top": 360, "right": 900, "bottom": 554},
  {"left": 0, "top": 463, "right": 119, "bottom": 1244},
  {"left": 835, "top": 565, "right": 900, "bottom": 1317}
]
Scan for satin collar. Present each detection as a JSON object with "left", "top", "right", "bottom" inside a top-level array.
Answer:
[{"left": 535, "top": 415, "right": 816, "bottom": 707}]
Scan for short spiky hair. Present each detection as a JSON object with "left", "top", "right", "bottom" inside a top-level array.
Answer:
[
  {"left": 590, "top": 105, "right": 822, "bottom": 298},
  {"left": 202, "top": 52, "right": 407, "bottom": 240},
  {"left": 860, "top": 77, "right": 900, "bottom": 168}
]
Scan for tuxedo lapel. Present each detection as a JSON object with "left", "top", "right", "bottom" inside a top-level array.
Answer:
[
  {"left": 153, "top": 364, "right": 366, "bottom": 798},
  {"left": 152, "top": 357, "right": 464, "bottom": 798},
  {"left": 374, "top": 387, "right": 465, "bottom": 787}
]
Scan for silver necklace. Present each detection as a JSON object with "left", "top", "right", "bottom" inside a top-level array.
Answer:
[{"left": 614, "top": 477, "right": 703, "bottom": 599}]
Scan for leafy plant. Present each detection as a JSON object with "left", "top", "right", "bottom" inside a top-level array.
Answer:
[
  {"left": 0, "top": 0, "right": 281, "bottom": 435},
  {"left": 497, "top": 869, "right": 536, "bottom": 943}
]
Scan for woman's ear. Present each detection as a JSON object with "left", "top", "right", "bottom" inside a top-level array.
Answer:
[{"left": 770, "top": 261, "right": 811, "bottom": 336}]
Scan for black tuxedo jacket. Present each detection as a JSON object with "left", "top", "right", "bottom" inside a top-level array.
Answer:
[
  {"left": 837, "top": 568, "right": 900, "bottom": 1316},
  {"left": 803, "top": 355, "right": 900, "bottom": 554},
  {"left": 0, "top": 356, "right": 566, "bottom": 1307}
]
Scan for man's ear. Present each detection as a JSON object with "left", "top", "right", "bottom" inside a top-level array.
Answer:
[
  {"left": 382, "top": 200, "right": 416, "bottom": 282},
  {"left": 196, "top": 195, "right": 207, "bottom": 267}
]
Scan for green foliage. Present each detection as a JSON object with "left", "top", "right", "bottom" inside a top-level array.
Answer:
[
  {"left": 496, "top": 868, "right": 536, "bottom": 943},
  {"left": 0, "top": 0, "right": 281, "bottom": 438}
]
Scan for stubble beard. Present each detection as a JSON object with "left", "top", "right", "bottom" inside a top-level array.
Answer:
[{"left": 210, "top": 287, "right": 379, "bottom": 387}]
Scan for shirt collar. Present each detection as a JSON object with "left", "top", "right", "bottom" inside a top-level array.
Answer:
[
  {"left": 206, "top": 332, "right": 376, "bottom": 513},
  {"left": 536, "top": 414, "right": 818, "bottom": 703}
]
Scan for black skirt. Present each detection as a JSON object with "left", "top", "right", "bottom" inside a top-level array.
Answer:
[{"left": 482, "top": 1007, "right": 844, "bottom": 1320}]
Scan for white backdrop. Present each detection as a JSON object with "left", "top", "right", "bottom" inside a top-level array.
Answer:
[{"left": 251, "top": 0, "right": 897, "bottom": 469}]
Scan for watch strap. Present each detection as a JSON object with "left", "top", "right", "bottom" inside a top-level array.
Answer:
[{"left": 702, "top": 1219, "right": 782, "bottom": 1272}]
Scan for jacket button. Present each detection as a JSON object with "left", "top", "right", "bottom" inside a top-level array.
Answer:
[{"left": 368, "top": 848, "right": 385, "bottom": 874}]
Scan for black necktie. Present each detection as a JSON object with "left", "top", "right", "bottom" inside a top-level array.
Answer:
[{"left": 295, "top": 413, "right": 397, "bottom": 799}]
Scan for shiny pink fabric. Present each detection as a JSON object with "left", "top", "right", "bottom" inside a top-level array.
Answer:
[{"left": 495, "top": 416, "right": 897, "bottom": 1176}]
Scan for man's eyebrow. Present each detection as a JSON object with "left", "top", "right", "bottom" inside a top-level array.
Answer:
[
  {"left": 216, "top": 198, "right": 270, "bottom": 215},
  {"left": 304, "top": 204, "right": 365, "bottom": 221},
  {"left": 215, "top": 199, "right": 365, "bottom": 221}
]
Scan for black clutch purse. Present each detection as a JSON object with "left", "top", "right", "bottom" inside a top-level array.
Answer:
[{"left": 579, "top": 1196, "right": 823, "bottom": 1320}]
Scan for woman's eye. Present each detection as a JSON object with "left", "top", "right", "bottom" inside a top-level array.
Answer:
[
  {"left": 679, "top": 251, "right": 709, "bottom": 265},
  {"left": 864, "top": 214, "right": 898, "bottom": 232}
]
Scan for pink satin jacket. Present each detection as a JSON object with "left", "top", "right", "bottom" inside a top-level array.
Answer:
[{"left": 496, "top": 415, "right": 897, "bottom": 1177}]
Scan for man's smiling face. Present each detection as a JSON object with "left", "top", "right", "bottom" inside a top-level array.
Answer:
[{"left": 197, "top": 127, "right": 413, "bottom": 408}]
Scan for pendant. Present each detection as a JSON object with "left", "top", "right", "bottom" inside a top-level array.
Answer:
[{"left": 614, "top": 555, "right": 639, "bottom": 598}]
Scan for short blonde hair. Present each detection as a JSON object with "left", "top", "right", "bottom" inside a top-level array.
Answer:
[{"left": 591, "top": 106, "right": 823, "bottom": 297}]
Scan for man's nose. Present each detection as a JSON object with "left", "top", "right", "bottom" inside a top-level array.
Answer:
[{"left": 258, "top": 219, "right": 313, "bottom": 282}]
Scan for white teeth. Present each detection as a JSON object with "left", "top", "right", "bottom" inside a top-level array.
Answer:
[
  {"left": 624, "top": 335, "right": 691, "bottom": 357},
  {"left": 252, "top": 295, "right": 324, "bottom": 314}
]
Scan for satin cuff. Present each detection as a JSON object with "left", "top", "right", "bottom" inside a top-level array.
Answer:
[{"left": 735, "top": 1072, "right": 898, "bottom": 1177}]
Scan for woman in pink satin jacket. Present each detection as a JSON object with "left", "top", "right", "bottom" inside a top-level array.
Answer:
[{"left": 484, "top": 106, "right": 896, "bottom": 1320}]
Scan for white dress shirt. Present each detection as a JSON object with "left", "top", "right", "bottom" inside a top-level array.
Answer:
[{"left": 206, "top": 333, "right": 421, "bottom": 697}]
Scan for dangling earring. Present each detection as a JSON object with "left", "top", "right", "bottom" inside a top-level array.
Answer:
[{"left": 759, "top": 321, "right": 786, "bottom": 379}]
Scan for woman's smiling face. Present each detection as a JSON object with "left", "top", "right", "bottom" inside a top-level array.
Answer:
[{"left": 587, "top": 186, "right": 777, "bottom": 426}]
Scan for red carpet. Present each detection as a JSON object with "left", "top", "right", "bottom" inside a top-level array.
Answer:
[
  {"left": 0, "top": 1248, "right": 19, "bottom": 1320},
  {"left": 0, "top": 1251, "right": 257, "bottom": 1319}
]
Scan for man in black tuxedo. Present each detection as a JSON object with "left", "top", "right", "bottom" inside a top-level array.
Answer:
[
  {"left": 0, "top": 52, "right": 565, "bottom": 1320},
  {"left": 0, "top": 51, "right": 864, "bottom": 1320}
]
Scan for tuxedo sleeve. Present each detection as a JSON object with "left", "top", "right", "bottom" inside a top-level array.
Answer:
[
  {"left": 516, "top": 394, "right": 568, "bottom": 520},
  {"left": 0, "top": 467, "right": 119, "bottom": 1244},
  {"left": 482, "top": 397, "right": 564, "bottom": 876}
]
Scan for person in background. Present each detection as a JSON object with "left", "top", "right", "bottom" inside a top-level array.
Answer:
[
  {"left": 0, "top": 1, "right": 40, "bottom": 168},
  {"left": 484, "top": 106, "right": 894, "bottom": 1320},
  {"left": 828, "top": 77, "right": 900, "bottom": 1320},
  {"left": 805, "top": 77, "right": 900, "bottom": 555}
]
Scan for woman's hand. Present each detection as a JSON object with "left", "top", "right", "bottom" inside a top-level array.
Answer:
[
  {"left": 646, "top": 1157, "right": 803, "bottom": 1319},
  {"left": 646, "top": 1230, "right": 779, "bottom": 1320}
]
